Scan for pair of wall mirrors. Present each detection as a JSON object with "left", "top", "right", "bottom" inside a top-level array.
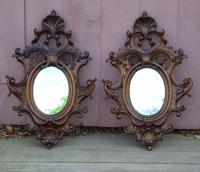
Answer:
[{"left": 6, "top": 10, "right": 192, "bottom": 150}]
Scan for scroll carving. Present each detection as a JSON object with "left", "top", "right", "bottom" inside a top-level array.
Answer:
[
  {"left": 103, "top": 12, "right": 192, "bottom": 150},
  {"left": 6, "top": 10, "right": 96, "bottom": 148}
]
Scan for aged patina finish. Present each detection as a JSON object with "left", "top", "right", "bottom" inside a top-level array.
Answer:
[
  {"left": 103, "top": 12, "right": 192, "bottom": 150},
  {"left": 6, "top": 10, "right": 96, "bottom": 148}
]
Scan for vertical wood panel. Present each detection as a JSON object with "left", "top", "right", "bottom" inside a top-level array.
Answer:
[
  {"left": 63, "top": 0, "right": 101, "bottom": 126},
  {"left": 0, "top": 0, "right": 200, "bottom": 128},
  {"left": 25, "top": 0, "right": 64, "bottom": 124},
  {"left": 25, "top": 0, "right": 101, "bottom": 126},
  {"left": 169, "top": 0, "right": 200, "bottom": 129},
  {"left": 140, "top": 0, "right": 178, "bottom": 48},
  {"left": 25, "top": 0, "right": 64, "bottom": 44},
  {"left": 140, "top": 0, "right": 183, "bottom": 129},
  {"left": 0, "top": 0, "right": 25, "bottom": 124},
  {"left": 100, "top": 0, "right": 140, "bottom": 127}
]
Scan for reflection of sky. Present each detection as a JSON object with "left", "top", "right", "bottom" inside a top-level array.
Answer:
[
  {"left": 130, "top": 68, "right": 165, "bottom": 116},
  {"left": 33, "top": 67, "right": 69, "bottom": 114}
]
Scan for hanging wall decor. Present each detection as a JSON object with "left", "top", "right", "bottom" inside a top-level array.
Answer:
[
  {"left": 103, "top": 12, "right": 192, "bottom": 150},
  {"left": 6, "top": 10, "right": 96, "bottom": 148}
]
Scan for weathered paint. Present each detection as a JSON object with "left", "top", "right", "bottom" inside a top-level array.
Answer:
[{"left": 0, "top": 0, "right": 199, "bottom": 129}]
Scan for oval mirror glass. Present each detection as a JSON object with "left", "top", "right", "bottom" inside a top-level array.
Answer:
[
  {"left": 130, "top": 68, "right": 165, "bottom": 116},
  {"left": 33, "top": 66, "right": 69, "bottom": 115}
]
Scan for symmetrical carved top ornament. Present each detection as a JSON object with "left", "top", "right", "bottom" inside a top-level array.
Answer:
[
  {"left": 6, "top": 10, "right": 96, "bottom": 148},
  {"left": 125, "top": 11, "right": 167, "bottom": 52},
  {"left": 103, "top": 12, "right": 192, "bottom": 150}
]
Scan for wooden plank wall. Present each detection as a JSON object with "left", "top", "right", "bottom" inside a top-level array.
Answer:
[{"left": 0, "top": 0, "right": 199, "bottom": 129}]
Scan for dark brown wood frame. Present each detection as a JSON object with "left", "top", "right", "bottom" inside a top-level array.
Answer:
[
  {"left": 6, "top": 10, "right": 96, "bottom": 148},
  {"left": 103, "top": 12, "right": 193, "bottom": 150}
]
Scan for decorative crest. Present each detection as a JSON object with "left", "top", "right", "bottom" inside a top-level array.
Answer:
[
  {"left": 32, "top": 10, "right": 73, "bottom": 46},
  {"left": 103, "top": 12, "right": 192, "bottom": 150},
  {"left": 6, "top": 10, "right": 96, "bottom": 148},
  {"left": 125, "top": 11, "right": 167, "bottom": 52}
]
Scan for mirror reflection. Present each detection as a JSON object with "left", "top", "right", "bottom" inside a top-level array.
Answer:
[
  {"left": 33, "top": 66, "right": 69, "bottom": 115},
  {"left": 130, "top": 68, "right": 165, "bottom": 116}
]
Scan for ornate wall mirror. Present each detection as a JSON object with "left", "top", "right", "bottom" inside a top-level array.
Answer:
[
  {"left": 6, "top": 10, "right": 96, "bottom": 148},
  {"left": 103, "top": 12, "right": 193, "bottom": 150}
]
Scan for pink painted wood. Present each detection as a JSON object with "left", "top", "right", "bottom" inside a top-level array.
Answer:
[
  {"left": 0, "top": 0, "right": 199, "bottom": 129},
  {"left": 100, "top": 0, "right": 140, "bottom": 127},
  {"left": 0, "top": 0, "right": 26, "bottom": 124}
]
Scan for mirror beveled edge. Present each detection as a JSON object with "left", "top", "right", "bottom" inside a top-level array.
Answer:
[
  {"left": 6, "top": 10, "right": 96, "bottom": 148},
  {"left": 103, "top": 11, "right": 193, "bottom": 150}
]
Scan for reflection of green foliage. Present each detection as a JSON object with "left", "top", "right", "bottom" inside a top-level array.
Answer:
[
  {"left": 144, "top": 108, "right": 159, "bottom": 115},
  {"left": 75, "top": 127, "right": 81, "bottom": 136},
  {"left": 48, "top": 96, "right": 68, "bottom": 115}
]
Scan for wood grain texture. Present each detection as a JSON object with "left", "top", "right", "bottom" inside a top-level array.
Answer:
[
  {"left": 168, "top": 0, "right": 200, "bottom": 129},
  {"left": 0, "top": 0, "right": 25, "bottom": 124},
  {"left": 24, "top": 0, "right": 64, "bottom": 125},
  {"left": 0, "top": 133, "right": 200, "bottom": 171},
  {"left": 100, "top": 0, "right": 140, "bottom": 127},
  {"left": 1, "top": 163, "right": 200, "bottom": 172},
  {"left": 0, "top": 0, "right": 200, "bottom": 128},
  {"left": 62, "top": 0, "right": 101, "bottom": 126}
]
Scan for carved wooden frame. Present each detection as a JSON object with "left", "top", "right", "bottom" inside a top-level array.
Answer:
[
  {"left": 103, "top": 12, "right": 192, "bottom": 150},
  {"left": 6, "top": 10, "right": 96, "bottom": 148}
]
